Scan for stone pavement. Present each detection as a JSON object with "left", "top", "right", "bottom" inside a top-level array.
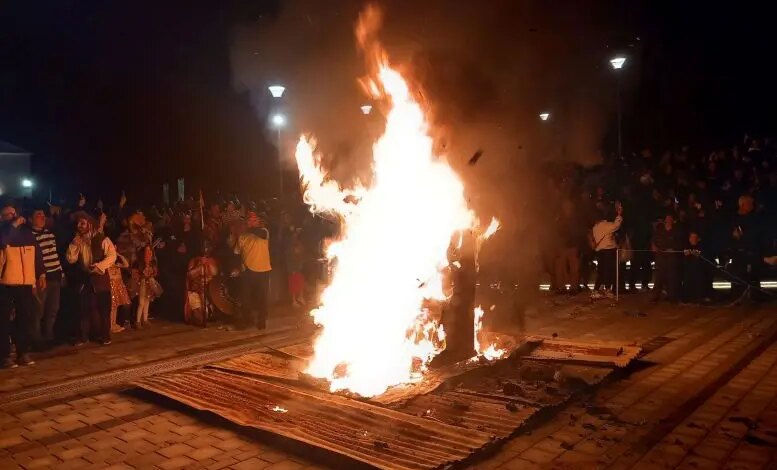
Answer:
[
  {"left": 1, "top": 293, "right": 776, "bottom": 469},
  {"left": 467, "top": 301, "right": 777, "bottom": 469},
  {"left": 0, "top": 308, "right": 305, "bottom": 397}
]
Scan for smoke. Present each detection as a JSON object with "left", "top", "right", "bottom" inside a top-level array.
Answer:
[{"left": 230, "top": 0, "right": 620, "bottom": 277}]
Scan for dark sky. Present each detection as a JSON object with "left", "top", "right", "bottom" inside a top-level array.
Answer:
[{"left": 0, "top": 1, "right": 775, "bottom": 203}]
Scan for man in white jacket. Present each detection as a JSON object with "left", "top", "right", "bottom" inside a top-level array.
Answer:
[{"left": 591, "top": 202, "right": 624, "bottom": 297}]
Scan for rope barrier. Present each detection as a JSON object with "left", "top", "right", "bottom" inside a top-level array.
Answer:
[{"left": 612, "top": 247, "right": 777, "bottom": 302}]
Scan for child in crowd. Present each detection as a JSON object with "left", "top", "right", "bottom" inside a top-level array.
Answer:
[{"left": 136, "top": 245, "right": 160, "bottom": 327}]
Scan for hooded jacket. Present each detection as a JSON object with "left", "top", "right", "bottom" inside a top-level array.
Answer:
[{"left": 0, "top": 222, "right": 45, "bottom": 286}]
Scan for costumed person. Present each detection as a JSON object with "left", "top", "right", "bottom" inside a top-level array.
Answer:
[
  {"left": 108, "top": 254, "right": 131, "bottom": 333},
  {"left": 135, "top": 245, "right": 160, "bottom": 328},
  {"left": 96, "top": 210, "right": 131, "bottom": 332},
  {"left": 66, "top": 212, "right": 117, "bottom": 345},
  {"left": 184, "top": 243, "right": 218, "bottom": 326},
  {"left": 116, "top": 210, "right": 153, "bottom": 326}
]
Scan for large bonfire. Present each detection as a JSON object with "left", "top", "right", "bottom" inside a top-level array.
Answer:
[{"left": 294, "top": 5, "right": 500, "bottom": 397}]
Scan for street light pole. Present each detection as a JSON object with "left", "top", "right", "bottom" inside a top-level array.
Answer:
[
  {"left": 616, "top": 74, "right": 622, "bottom": 159},
  {"left": 609, "top": 56, "right": 626, "bottom": 159},
  {"left": 277, "top": 127, "right": 283, "bottom": 196},
  {"left": 268, "top": 85, "right": 286, "bottom": 198},
  {"left": 270, "top": 112, "right": 286, "bottom": 197}
]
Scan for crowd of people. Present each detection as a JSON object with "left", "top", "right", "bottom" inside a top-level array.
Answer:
[
  {"left": 543, "top": 135, "right": 777, "bottom": 303},
  {"left": 3, "top": 135, "right": 777, "bottom": 369},
  {"left": 0, "top": 193, "right": 330, "bottom": 369}
]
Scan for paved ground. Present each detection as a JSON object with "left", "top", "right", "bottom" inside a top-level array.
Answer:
[{"left": 1, "top": 293, "right": 776, "bottom": 469}]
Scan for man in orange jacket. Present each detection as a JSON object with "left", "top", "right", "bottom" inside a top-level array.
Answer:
[{"left": 0, "top": 205, "right": 46, "bottom": 368}]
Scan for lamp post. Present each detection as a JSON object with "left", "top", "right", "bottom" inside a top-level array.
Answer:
[
  {"left": 268, "top": 85, "right": 286, "bottom": 196},
  {"left": 539, "top": 112, "right": 550, "bottom": 121},
  {"left": 609, "top": 56, "right": 626, "bottom": 158},
  {"left": 271, "top": 113, "right": 286, "bottom": 196},
  {"left": 360, "top": 104, "right": 372, "bottom": 115}
]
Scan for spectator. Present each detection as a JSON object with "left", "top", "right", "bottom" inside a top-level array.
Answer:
[
  {"left": 0, "top": 205, "right": 45, "bottom": 367},
  {"left": 30, "top": 207, "right": 63, "bottom": 348},
  {"left": 232, "top": 211, "right": 271, "bottom": 329},
  {"left": 730, "top": 194, "right": 763, "bottom": 300},
  {"left": 590, "top": 202, "right": 623, "bottom": 298},
  {"left": 683, "top": 232, "right": 711, "bottom": 302},
  {"left": 554, "top": 199, "right": 581, "bottom": 294},
  {"left": 652, "top": 214, "right": 686, "bottom": 302},
  {"left": 66, "top": 212, "right": 117, "bottom": 345}
]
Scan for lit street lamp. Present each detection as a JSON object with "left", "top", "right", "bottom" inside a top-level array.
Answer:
[
  {"left": 609, "top": 57, "right": 626, "bottom": 70},
  {"left": 21, "top": 178, "right": 34, "bottom": 188},
  {"left": 539, "top": 112, "right": 550, "bottom": 121},
  {"left": 268, "top": 85, "right": 286, "bottom": 98},
  {"left": 610, "top": 56, "right": 627, "bottom": 158},
  {"left": 360, "top": 104, "right": 373, "bottom": 115}
]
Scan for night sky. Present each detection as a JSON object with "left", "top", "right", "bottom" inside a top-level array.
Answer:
[{"left": 0, "top": 1, "right": 775, "bottom": 204}]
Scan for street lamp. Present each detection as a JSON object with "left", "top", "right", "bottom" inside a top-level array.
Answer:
[
  {"left": 268, "top": 85, "right": 286, "bottom": 98},
  {"left": 610, "top": 56, "right": 627, "bottom": 158},
  {"left": 360, "top": 105, "right": 373, "bottom": 115},
  {"left": 539, "top": 112, "right": 550, "bottom": 121},
  {"left": 21, "top": 178, "right": 33, "bottom": 188},
  {"left": 271, "top": 113, "right": 286, "bottom": 127},
  {"left": 268, "top": 84, "right": 286, "bottom": 196},
  {"left": 609, "top": 57, "right": 626, "bottom": 70},
  {"left": 271, "top": 113, "right": 286, "bottom": 196}
]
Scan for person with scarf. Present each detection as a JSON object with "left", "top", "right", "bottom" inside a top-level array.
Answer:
[{"left": 66, "top": 212, "right": 117, "bottom": 345}]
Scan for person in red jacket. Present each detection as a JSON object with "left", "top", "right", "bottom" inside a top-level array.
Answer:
[{"left": 0, "top": 205, "right": 46, "bottom": 368}]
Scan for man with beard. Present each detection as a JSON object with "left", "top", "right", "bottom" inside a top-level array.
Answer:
[
  {"left": 232, "top": 211, "right": 271, "bottom": 329},
  {"left": 1, "top": 205, "right": 46, "bottom": 367},
  {"left": 66, "top": 212, "right": 117, "bottom": 345}
]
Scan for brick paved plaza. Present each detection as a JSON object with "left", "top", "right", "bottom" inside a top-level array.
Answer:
[{"left": 2, "top": 296, "right": 776, "bottom": 469}]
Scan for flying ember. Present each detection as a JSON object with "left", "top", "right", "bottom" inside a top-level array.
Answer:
[{"left": 294, "top": 5, "right": 497, "bottom": 397}]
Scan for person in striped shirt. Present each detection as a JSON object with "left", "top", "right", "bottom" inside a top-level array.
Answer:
[{"left": 30, "top": 208, "right": 63, "bottom": 347}]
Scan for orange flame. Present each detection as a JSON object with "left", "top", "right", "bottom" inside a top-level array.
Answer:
[
  {"left": 474, "top": 305, "right": 507, "bottom": 361},
  {"left": 293, "top": 5, "right": 503, "bottom": 396}
]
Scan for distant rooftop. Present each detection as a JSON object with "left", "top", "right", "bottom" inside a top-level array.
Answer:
[{"left": 0, "top": 139, "right": 30, "bottom": 155}]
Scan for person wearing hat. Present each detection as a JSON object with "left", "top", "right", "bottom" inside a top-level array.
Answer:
[
  {"left": 66, "top": 211, "right": 117, "bottom": 345},
  {"left": 232, "top": 210, "right": 271, "bottom": 329}
]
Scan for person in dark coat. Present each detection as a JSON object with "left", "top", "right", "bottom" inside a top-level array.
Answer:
[
  {"left": 729, "top": 195, "right": 763, "bottom": 300},
  {"left": 652, "top": 214, "right": 686, "bottom": 301},
  {"left": 683, "top": 231, "right": 712, "bottom": 302}
]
